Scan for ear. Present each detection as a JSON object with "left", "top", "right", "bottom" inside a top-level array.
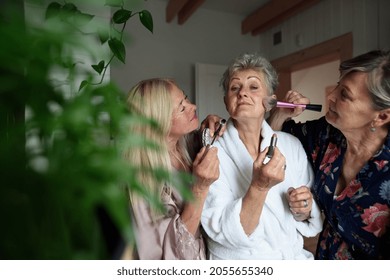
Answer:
[{"left": 376, "top": 109, "right": 390, "bottom": 127}]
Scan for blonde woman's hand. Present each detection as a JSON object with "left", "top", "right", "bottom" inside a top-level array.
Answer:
[
  {"left": 200, "top": 115, "right": 227, "bottom": 138},
  {"left": 192, "top": 146, "right": 219, "bottom": 192}
]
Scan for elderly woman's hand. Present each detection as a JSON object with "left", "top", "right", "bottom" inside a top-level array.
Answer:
[
  {"left": 251, "top": 147, "right": 286, "bottom": 191},
  {"left": 286, "top": 186, "right": 313, "bottom": 221}
]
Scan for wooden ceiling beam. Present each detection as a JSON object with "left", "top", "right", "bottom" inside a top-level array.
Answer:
[
  {"left": 252, "top": 0, "right": 320, "bottom": 35},
  {"left": 242, "top": 0, "right": 320, "bottom": 35},
  {"left": 166, "top": 0, "right": 190, "bottom": 23},
  {"left": 178, "top": 0, "right": 205, "bottom": 25}
]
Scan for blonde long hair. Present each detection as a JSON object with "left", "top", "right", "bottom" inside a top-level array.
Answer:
[{"left": 123, "top": 78, "right": 192, "bottom": 211}]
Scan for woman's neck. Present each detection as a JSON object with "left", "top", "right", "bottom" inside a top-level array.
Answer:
[
  {"left": 167, "top": 135, "right": 179, "bottom": 153},
  {"left": 233, "top": 118, "right": 263, "bottom": 160},
  {"left": 344, "top": 126, "right": 387, "bottom": 157},
  {"left": 167, "top": 136, "right": 190, "bottom": 172},
  {"left": 336, "top": 126, "right": 388, "bottom": 196}
]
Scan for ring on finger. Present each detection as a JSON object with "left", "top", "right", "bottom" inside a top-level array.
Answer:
[{"left": 303, "top": 199, "right": 308, "bottom": 208}]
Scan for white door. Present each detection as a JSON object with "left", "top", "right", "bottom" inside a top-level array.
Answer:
[{"left": 195, "top": 63, "right": 229, "bottom": 122}]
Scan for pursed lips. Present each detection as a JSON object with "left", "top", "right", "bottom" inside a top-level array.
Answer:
[
  {"left": 237, "top": 100, "right": 251, "bottom": 106},
  {"left": 190, "top": 113, "right": 197, "bottom": 121}
]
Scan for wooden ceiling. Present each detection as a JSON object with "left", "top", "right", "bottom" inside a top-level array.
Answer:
[{"left": 166, "top": 0, "right": 321, "bottom": 36}]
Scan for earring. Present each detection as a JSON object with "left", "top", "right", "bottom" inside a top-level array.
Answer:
[{"left": 370, "top": 121, "right": 376, "bottom": 132}]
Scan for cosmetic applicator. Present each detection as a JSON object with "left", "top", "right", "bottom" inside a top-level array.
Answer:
[
  {"left": 262, "top": 95, "right": 278, "bottom": 112},
  {"left": 199, "top": 119, "right": 226, "bottom": 162},
  {"left": 259, "top": 96, "right": 278, "bottom": 155},
  {"left": 276, "top": 101, "right": 322, "bottom": 112},
  {"left": 262, "top": 94, "right": 322, "bottom": 112}
]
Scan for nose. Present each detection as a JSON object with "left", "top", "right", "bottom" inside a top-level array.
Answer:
[
  {"left": 238, "top": 87, "right": 248, "bottom": 98},
  {"left": 190, "top": 102, "right": 197, "bottom": 112}
]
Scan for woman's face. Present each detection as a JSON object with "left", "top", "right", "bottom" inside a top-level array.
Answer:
[
  {"left": 325, "top": 71, "right": 377, "bottom": 133},
  {"left": 224, "top": 69, "right": 268, "bottom": 121},
  {"left": 169, "top": 83, "right": 199, "bottom": 138}
]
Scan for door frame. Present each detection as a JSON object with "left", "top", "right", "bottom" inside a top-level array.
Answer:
[{"left": 271, "top": 32, "right": 353, "bottom": 99}]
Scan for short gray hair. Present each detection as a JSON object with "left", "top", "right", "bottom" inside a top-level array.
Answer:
[
  {"left": 339, "top": 50, "right": 390, "bottom": 110},
  {"left": 220, "top": 53, "right": 279, "bottom": 96}
]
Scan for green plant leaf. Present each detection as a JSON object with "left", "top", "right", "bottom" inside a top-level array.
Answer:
[
  {"left": 79, "top": 80, "right": 89, "bottom": 91},
  {"left": 112, "top": 9, "right": 132, "bottom": 24},
  {"left": 139, "top": 10, "right": 153, "bottom": 33},
  {"left": 45, "top": 2, "right": 62, "bottom": 20},
  {"left": 62, "top": 3, "right": 78, "bottom": 14},
  {"left": 58, "top": 2, "right": 79, "bottom": 22},
  {"left": 73, "top": 12, "right": 94, "bottom": 26},
  {"left": 92, "top": 60, "right": 105, "bottom": 74},
  {"left": 98, "top": 26, "right": 110, "bottom": 44},
  {"left": 2, "top": 0, "right": 160, "bottom": 259},
  {"left": 108, "top": 38, "right": 126, "bottom": 63},
  {"left": 105, "top": 0, "right": 123, "bottom": 8}
]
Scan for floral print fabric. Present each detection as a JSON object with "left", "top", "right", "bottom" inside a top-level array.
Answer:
[{"left": 283, "top": 117, "right": 390, "bottom": 259}]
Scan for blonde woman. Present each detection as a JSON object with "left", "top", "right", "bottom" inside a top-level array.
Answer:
[{"left": 123, "top": 78, "right": 221, "bottom": 259}]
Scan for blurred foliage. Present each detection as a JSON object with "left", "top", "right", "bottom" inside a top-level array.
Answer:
[{"left": 0, "top": 0, "right": 190, "bottom": 259}]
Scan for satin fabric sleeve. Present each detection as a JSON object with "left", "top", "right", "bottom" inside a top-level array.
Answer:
[{"left": 131, "top": 191, "right": 206, "bottom": 260}]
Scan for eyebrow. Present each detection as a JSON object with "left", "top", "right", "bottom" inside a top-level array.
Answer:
[
  {"left": 339, "top": 82, "right": 357, "bottom": 100},
  {"left": 247, "top": 76, "right": 262, "bottom": 81},
  {"left": 340, "top": 81, "right": 352, "bottom": 94},
  {"left": 344, "top": 84, "right": 351, "bottom": 92},
  {"left": 230, "top": 76, "right": 262, "bottom": 82}
]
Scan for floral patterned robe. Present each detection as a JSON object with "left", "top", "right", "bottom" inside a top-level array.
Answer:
[{"left": 283, "top": 117, "right": 390, "bottom": 259}]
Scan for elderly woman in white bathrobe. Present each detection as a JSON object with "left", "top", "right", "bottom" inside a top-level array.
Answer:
[{"left": 201, "top": 53, "right": 323, "bottom": 259}]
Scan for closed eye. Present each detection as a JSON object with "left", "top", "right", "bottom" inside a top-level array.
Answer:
[
  {"left": 180, "top": 95, "right": 188, "bottom": 112},
  {"left": 230, "top": 85, "right": 241, "bottom": 92},
  {"left": 340, "top": 89, "right": 348, "bottom": 100}
]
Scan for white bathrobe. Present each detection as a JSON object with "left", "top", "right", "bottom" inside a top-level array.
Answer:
[{"left": 201, "top": 119, "right": 323, "bottom": 260}]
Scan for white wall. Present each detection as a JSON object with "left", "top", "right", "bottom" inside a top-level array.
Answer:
[
  {"left": 291, "top": 60, "right": 340, "bottom": 123},
  {"left": 24, "top": 0, "right": 111, "bottom": 98},
  {"left": 111, "top": 0, "right": 389, "bottom": 110},
  {"left": 379, "top": 0, "right": 390, "bottom": 50},
  {"left": 258, "top": 0, "right": 388, "bottom": 60},
  {"left": 24, "top": 0, "right": 389, "bottom": 108},
  {"left": 111, "top": 0, "right": 259, "bottom": 102}
]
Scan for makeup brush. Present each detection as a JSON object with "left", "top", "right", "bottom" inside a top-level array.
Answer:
[
  {"left": 276, "top": 101, "right": 322, "bottom": 112},
  {"left": 262, "top": 95, "right": 322, "bottom": 112},
  {"left": 262, "top": 95, "right": 277, "bottom": 112}
]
